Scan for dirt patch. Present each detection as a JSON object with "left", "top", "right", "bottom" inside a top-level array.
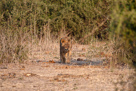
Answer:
[
  {"left": 0, "top": 43, "right": 134, "bottom": 91},
  {"left": 0, "top": 62, "right": 134, "bottom": 91}
]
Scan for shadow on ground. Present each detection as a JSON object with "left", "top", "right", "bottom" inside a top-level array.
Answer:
[{"left": 36, "top": 58, "right": 105, "bottom": 66}]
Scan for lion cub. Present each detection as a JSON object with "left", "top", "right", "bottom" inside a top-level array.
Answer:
[{"left": 60, "top": 37, "right": 72, "bottom": 63}]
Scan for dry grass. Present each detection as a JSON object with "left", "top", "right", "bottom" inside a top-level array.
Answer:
[
  {"left": 29, "top": 36, "right": 59, "bottom": 62},
  {"left": 0, "top": 31, "right": 134, "bottom": 90},
  {"left": 0, "top": 27, "right": 29, "bottom": 63},
  {"left": 0, "top": 26, "right": 60, "bottom": 64},
  {"left": 72, "top": 37, "right": 118, "bottom": 69},
  {"left": 0, "top": 26, "right": 129, "bottom": 70}
]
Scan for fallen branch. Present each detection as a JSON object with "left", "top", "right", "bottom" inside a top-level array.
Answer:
[{"left": 79, "top": 17, "right": 109, "bottom": 42}]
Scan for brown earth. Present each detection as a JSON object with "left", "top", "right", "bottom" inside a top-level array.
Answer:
[{"left": 0, "top": 43, "right": 134, "bottom": 91}]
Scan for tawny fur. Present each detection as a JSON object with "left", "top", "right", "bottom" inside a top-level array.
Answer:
[{"left": 60, "top": 37, "right": 72, "bottom": 63}]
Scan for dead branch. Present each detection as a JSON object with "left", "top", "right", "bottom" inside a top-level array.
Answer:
[{"left": 79, "top": 17, "right": 109, "bottom": 42}]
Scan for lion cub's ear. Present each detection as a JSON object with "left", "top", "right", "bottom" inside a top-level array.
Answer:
[{"left": 61, "top": 39, "right": 65, "bottom": 44}]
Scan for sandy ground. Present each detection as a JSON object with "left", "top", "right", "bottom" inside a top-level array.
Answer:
[
  {"left": 0, "top": 61, "right": 134, "bottom": 91},
  {"left": 0, "top": 44, "right": 134, "bottom": 91}
]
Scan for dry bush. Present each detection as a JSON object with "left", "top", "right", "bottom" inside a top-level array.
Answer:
[
  {"left": 29, "top": 30, "right": 60, "bottom": 61},
  {"left": 0, "top": 25, "right": 60, "bottom": 63},
  {"left": 86, "top": 38, "right": 114, "bottom": 66},
  {"left": 0, "top": 27, "right": 29, "bottom": 63}
]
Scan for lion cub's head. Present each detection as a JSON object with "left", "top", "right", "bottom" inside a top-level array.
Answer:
[{"left": 60, "top": 37, "right": 72, "bottom": 52}]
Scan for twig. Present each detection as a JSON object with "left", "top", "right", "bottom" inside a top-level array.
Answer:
[{"left": 79, "top": 17, "right": 109, "bottom": 42}]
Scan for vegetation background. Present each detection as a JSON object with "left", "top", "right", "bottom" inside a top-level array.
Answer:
[
  {"left": 0, "top": 0, "right": 135, "bottom": 67},
  {"left": 0, "top": 0, "right": 136, "bottom": 90},
  {"left": 0, "top": 0, "right": 111, "bottom": 62}
]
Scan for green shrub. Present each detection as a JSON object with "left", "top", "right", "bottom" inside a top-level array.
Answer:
[
  {"left": 0, "top": 0, "right": 112, "bottom": 41},
  {"left": 110, "top": 0, "right": 136, "bottom": 68}
]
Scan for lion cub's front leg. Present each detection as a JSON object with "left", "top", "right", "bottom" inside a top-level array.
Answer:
[{"left": 60, "top": 37, "right": 72, "bottom": 64}]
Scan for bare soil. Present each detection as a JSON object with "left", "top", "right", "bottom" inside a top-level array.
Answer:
[{"left": 0, "top": 44, "right": 134, "bottom": 91}]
